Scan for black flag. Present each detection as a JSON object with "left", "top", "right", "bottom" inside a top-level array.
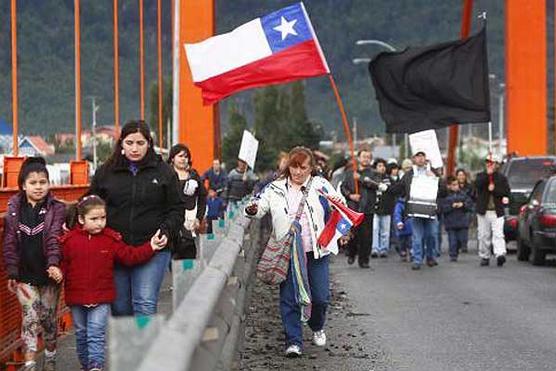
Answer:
[{"left": 369, "top": 28, "right": 490, "bottom": 133}]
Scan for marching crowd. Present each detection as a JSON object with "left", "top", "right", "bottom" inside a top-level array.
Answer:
[
  {"left": 330, "top": 146, "right": 511, "bottom": 271},
  {"left": 2, "top": 119, "right": 512, "bottom": 367}
]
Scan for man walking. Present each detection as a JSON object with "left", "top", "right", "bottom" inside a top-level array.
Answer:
[
  {"left": 341, "top": 148, "right": 380, "bottom": 269},
  {"left": 474, "top": 154, "right": 510, "bottom": 267},
  {"left": 391, "top": 149, "right": 445, "bottom": 270}
]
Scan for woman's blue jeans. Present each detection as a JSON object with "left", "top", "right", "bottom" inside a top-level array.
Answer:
[
  {"left": 279, "top": 253, "right": 330, "bottom": 348},
  {"left": 112, "top": 250, "right": 171, "bottom": 316},
  {"left": 71, "top": 304, "right": 110, "bottom": 370}
]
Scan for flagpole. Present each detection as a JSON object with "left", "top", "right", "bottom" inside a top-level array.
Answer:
[
  {"left": 327, "top": 74, "right": 359, "bottom": 194},
  {"left": 446, "top": 0, "right": 474, "bottom": 176}
]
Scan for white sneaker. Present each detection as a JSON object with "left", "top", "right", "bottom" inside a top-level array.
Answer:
[
  {"left": 285, "top": 344, "right": 302, "bottom": 357},
  {"left": 312, "top": 329, "right": 327, "bottom": 347}
]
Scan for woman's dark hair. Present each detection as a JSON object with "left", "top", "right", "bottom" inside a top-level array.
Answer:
[
  {"left": 386, "top": 162, "right": 399, "bottom": 175},
  {"left": 168, "top": 144, "right": 192, "bottom": 167},
  {"left": 279, "top": 146, "right": 316, "bottom": 179},
  {"left": 18, "top": 156, "right": 49, "bottom": 191},
  {"left": 455, "top": 168, "right": 469, "bottom": 183},
  {"left": 373, "top": 158, "right": 387, "bottom": 169},
  {"left": 66, "top": 194, "right": 106, "bottom": 229},
  {"left": 105, "top": 120, "right": 154, "bottom": 168}
]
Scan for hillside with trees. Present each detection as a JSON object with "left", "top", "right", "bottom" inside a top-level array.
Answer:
[{"left": 0, "top": 0, "right": 504, "bottom": 141}]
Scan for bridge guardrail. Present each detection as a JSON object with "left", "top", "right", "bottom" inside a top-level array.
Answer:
[{"left": 109, "top": 202, "right": 263, "bottom": 371}]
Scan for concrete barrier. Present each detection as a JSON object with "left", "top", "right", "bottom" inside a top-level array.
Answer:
[{"left": 108, "top": 200, "right": 262, "bottom": 371}]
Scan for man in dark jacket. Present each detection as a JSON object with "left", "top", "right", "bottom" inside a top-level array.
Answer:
[
  {"left": 474, "top": 154, "right": 511, "bottom": 267},
  {"left": 341, "top": 148, "right": 380, "bottom": 268},
  {"left": 225, "top": 160, "right": 258, "bottom": 204},
  {"left": 440, "top": 176, "right": 474, "bottom": 261},
  {"left": 371, "top": 158, "right": 396, "bottom": 258},
  {"left": 201, "top": 159, "right": 228, "bottom": 195}
]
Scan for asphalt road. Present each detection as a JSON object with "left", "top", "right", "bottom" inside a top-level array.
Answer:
[{"left": 335, "top": 240, "right": 556, "bottom": 371}]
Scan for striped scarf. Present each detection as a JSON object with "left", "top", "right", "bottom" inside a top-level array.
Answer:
[{"left": 290, "top": 220, "right": 312, "bottom": 323}]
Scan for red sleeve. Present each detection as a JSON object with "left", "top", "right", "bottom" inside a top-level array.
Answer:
[{"left": 113, "top": 240, "right": 155, "bottom": 266}]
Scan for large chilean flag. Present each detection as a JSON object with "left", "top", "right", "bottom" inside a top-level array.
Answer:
[{"left": 184, "top": 2, "right": 330, "bottom": 105}]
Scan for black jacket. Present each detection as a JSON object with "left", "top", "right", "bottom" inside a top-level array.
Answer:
[
  {"left": 374, "top": 174, "right": 396, "bottom": 216},
  {"left": 474, "top": 171, "right": 510, "bottom": 217},
  {"left": 89, "top": 151, "right": 185, "bottom": 246},
  {"left": 439, "top": 190, "right": 473, "bottom": 229},
  {"left": 340, "top": 167, "right": 379, "bottom": 215},
  {"left": 178, "top": 169, "right": 207, "bottom": 221}
]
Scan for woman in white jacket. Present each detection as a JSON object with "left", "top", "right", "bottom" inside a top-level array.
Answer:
[{"left": 245, "top": 147, "right": 344, "bottom": 358}]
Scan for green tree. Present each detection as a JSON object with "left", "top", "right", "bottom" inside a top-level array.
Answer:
[
  {"left": 221, "top": 103, "right": 248, "bottom": 169},
  {"left": 253, "top": 86, "right": 284, "bottom": 171}
]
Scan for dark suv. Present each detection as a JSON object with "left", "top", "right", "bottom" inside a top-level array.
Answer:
[{"left": 500, "top": 156, "right": 556, "bottom": 241}]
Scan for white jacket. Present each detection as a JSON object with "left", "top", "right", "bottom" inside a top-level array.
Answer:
[{"left": 246, "top": 176, "right": 344, "bottom": 258}]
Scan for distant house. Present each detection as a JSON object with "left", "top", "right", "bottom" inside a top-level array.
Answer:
[{"left": 19, "top": 136, "right": 55, "bottom": 156}]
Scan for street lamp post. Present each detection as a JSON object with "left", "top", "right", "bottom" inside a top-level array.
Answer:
[
  {"left": 498, "top": 83, "right": 505, "bottom": 155},
  {"left": 89, "top": 97, "right": 99, "bottom": 171}
]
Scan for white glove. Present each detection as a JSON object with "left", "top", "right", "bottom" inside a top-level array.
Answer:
[
  {"left": 183, "top": 179, "right": 199, "bottom": 196},
  {"left": 378, "top": 183, "right": 388, "bottom": 192}
]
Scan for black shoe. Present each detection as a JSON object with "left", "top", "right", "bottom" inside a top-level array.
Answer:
[
  {"left": 496, "top": 255, "right": 506, "bottom": 267},
  {"left": 371, "top": 252, "right": 378, "bottom": 259},
  {"left": 359, "top": 262, "right": 370, "bottom": 269},
  {"left": 449, "top": 256, "right": 458, "bottom": 262},
  {"left": 426, "top": 259, "right": 438, "bottom": 267},
  {"left": 411, "top": 263, "right": 421, "bottom": 270},
  {"left": 347, "top": 256, "right": 355, "bottom": 265},
  {"left": 379, "top": 252, "right": 388, "bottom": 258},
  {"left": 480, "top": 258, "right": 489, "bottom": 266}
]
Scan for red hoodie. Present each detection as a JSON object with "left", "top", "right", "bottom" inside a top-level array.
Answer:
[{"left": 60, "top": 226, "right": 154, "bottom": 306}]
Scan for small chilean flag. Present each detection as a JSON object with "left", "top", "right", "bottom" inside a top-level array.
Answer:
[
  {"left": 184, "top": 2, "right": 330, "bottom": 105},
  {"left": 317, "top": 191, "right": 364, "bottom": 251}
]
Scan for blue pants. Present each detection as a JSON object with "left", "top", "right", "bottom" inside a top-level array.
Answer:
[
  {"left": 411, "top": 218, "right": 439, "bottom": 265},
  {"left": 71, "top": 304, "right": 110, "bottom": 370},
  {"left": 372, "top": 214, "right": 391, "bottom": 254},
  {"left": 112, "top": 250, "right": 171, "bottom": 316},
  {"left": 279, "top": 253, "right": 330, "bottom": 348},
  {"left": 447, "top": 228, "right": 469, "bottom": 258}
]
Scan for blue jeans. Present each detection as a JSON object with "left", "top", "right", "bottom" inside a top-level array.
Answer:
[
  {"left": 279, "top": 254, "right": 330, "bottom": 348},
  {"left": 411, "top": 218, "right": 439, "bottom": 265},
  {"left": 71, "top": 304, "right": 110, "bottom": 369},
  {"left": 372, "top": 214, "right": 391, "bottom": 254},
  {"left": 447, "top": 228, "right": 469, "bottom": 258},
  {"left": 112, "top": 250, "right": 171, "bottom": 316}
]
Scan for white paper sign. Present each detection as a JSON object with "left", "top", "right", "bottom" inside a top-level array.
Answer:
[
  {"left": 409, "top": 130, "right": 443, "bottom": 169},
  {"left": 238, "top": 130, "right": 259, "bottom": 169}
]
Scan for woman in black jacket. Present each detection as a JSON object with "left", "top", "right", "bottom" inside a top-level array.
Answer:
[
  {"left": 89, "top": 120, "right": 185, "bottom": 316},
  {"left": 167, "top": 144, "right": 207, "bottom": 259}
]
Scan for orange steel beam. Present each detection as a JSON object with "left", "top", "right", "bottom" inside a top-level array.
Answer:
[
  {"left": 446, "top": 0, "right": 473, "bottom": 176},
  {"left": 114, "top": 0, "right": 120, "bottom": 131},
  {"left": 157, "top": 0, "right": 163, "bottom": 148},
  {"left": 139, "top": 0, "right": 145, "bottom": 120},
  {"left": 179, "top": 0, "right": 217, "bottom": 173},
  {"left": 10, "top": 0, "right": 18, "bottom": 156},
  {"left": 74, "top": 0, "right": 82, "bottom": 160},
  {"left": 506, "top": 0, "right": 547, "bottom": 155}
]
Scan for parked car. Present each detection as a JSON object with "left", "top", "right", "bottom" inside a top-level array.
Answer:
[
  {"left": 500, "top": 156, "right": 556, "bottom": 241},
  {"left": 516, "top": 176, "right": 556, "bottom": 265}
]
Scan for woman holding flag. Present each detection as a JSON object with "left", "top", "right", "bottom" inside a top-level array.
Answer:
[{"left": 245, "top": 146, "right": 360, "bottom": 357}]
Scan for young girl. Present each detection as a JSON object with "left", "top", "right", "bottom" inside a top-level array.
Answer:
[
  {"left": 3, "top": 157, "right": 66, "bottom": 371},
  {"left": 60, "top": 195, "right": 166, "bottom": 371}
]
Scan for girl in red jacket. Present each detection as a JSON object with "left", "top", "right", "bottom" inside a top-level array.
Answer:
[{"left": 61, "top": 195, "right": 166, "bottom": 371}]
